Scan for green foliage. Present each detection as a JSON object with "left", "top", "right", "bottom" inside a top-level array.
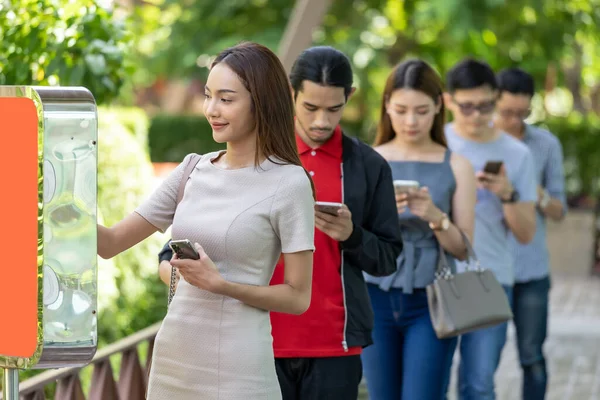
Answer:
[
  {"left": 98, "top": 106, "right": 150, "bottom": 151},
  {"left": 0, "top": 0, "right": 133, "bottom": 105},
  {"left": 133, "top": 0, "right": 600, "bottom": 194},
  {"left": 541, "top": 114, "right": 600, "bottom": 195},
  {"left": 96, "top": 108, "right": 168, "bottom": 344},
  {"left": 130, "top": 0, "right": 295, "bottom": 83},
  {"left": 148, "top": 114, "right": 225, "bottom": 162},
  {"left": 314, "top": 0, "right": 600, "bottom": 130},
  {"left": 131, "top": 0, "right": 599, "bottom": 89},
  {"left": 131, "top": 0, "right": 600, "bottom": 126}
]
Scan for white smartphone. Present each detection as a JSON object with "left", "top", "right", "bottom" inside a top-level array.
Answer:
[
  {"left": 315, "top": 201, "right": 344, "bottom": 216},
  {"left": 393, "top": 180, "right": 420, "bottom": 194}
]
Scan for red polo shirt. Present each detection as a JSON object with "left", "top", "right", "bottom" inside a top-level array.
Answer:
[{"left": 270, "top": 126, "right": 362, "bottom": 358}]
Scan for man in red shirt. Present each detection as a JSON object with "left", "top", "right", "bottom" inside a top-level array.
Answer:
[{"left": 158, "top": 46, "right": 402, "bottom": 399}]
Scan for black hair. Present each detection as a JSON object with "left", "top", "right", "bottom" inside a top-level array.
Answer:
[
  {"left": 446, "top": 58, "right": 497, "bottom": 93},
  {"left": 289, "top": 46, "right": 353, "bottom": 100},
  {"left": 497, "top": 67, "right": 535, "bottom": 97}
]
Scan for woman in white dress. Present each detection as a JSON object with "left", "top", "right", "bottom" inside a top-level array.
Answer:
[{"left": 97, "top": 42, "right": 315, "bottom": 400}]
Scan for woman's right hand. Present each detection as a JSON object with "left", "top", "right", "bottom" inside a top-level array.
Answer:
[{"left": 397, "top": 187, "right": 444, "bottom": 225}]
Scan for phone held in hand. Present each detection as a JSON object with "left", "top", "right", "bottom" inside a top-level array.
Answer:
[
  {"left": 483, "top": 160, "right": 503, "bottom": 175},
  {"left": 315, "top": 201, "right": 344, "bottom": 216},
  {"left": 393, "top": 180, "right": 420, "bottom": 194},
  {"left": 169, "top": 239, "right": 200, "bottom": 260}
]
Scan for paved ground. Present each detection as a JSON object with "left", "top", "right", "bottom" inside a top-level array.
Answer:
[
  {"left": 447, "top": 274, "right": 600, "bottom": 400},
  {"left": 360, "top": 211, "right": 600, "bottom": 400}
]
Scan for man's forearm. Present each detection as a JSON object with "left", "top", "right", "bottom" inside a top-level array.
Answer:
[
  {"left": 503, "top": 202, "right": 536, "bottom": 244},
  {"left": 540, "top": 197, "right": 565, "bottom": 221}
]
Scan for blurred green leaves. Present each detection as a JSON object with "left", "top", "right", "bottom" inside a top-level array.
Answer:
[
  {"left": 129, "top": 0, "right": 295, "bottom": 82},
  {"left": 0, "top": 0, "right": 132, "bottom": 105},
  {"left": 126, "top": 0, "right": 600, "bottom": 113}
]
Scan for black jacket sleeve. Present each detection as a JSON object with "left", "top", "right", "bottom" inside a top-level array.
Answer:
[
  {"left": 341, "top": 158, "right": 403, "bottom": 277},
  {"left": 158, "top": 239, "right": 173, "bottom": 263}
]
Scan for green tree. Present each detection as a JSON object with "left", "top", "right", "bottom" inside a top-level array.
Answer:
[
  {"left": 134, "top": 0, "right": 600, "bottom": 194},
  {"left": 298, "top": 0, "right": 596, "bottom": 141},
  {"left": 129, "top": 0, "right": 295, "bottom": 84},
  {"left": 0, "top": 0, "right": 133, "bottom": 104},
  {"left": 132, "top": 0, "right": 600, "bottom": 130}
]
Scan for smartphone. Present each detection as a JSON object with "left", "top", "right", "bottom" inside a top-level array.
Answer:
[
  {"left": 315, "top": 201, "right": 344, "bottom": 216},
  {"left": 483, "top": 161, "right": 503, "bottom": 175},
  {"left": 169, "top": 239, "right": 200, "bottom": 260},
  {"left": 393, "top": 180, "right": 420, "bottom": 194}
]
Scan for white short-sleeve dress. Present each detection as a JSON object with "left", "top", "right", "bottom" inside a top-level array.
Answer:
[{"left": 135, "top": 151, "right": 315, "bottom": 400}]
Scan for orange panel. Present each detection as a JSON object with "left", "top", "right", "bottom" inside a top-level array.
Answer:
[{"left": 0, "top": 97, "right": 40, "bottom": 358}]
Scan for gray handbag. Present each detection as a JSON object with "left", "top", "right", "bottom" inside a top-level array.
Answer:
[{"left": 426, "top": 231, "right": 513, "bottom": 339}]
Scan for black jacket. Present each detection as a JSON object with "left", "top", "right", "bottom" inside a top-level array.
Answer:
[{"left": 158, "top": 134, "right": 403, "bottom": 350}]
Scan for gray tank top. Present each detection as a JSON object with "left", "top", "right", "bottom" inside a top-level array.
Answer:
[{"left": 364, "top": 149, "right": 457, "bottom": 294}]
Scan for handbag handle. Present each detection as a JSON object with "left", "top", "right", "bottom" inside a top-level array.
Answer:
[
  {"left": 176, "top": 154, "right": 203, "bottom": 204},
  {"left": 435, "top": 244, "right": 453, "bottom": 279},
  {"left": 458, "top": 229, "right": 482, "bottom": 271},
  {"left": 435, "top": 229, "right": 481, "bottom": 279},
  {"left": 169, "top": 153, "right": 203, "bottom": 307}
]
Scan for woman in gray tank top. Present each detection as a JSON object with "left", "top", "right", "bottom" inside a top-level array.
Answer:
[{"left": 361, "top": 60, "right": 476, "bottom": 400}]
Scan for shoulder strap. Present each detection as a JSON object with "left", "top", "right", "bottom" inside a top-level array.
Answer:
[
  {"left": 176, "top": 154, "right": 202, "bottom": 205},
  {"left": 443, "top": 149, "right": 451, "bottom": 163}
]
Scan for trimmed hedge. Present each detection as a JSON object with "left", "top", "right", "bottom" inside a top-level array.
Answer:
[
  {"left": 540, "top": 114, "right": 600, "bottom": 196},
  {"left": 147, "top": 113, "right": 600, "bottom": 195},
  {"left": 147, "top": 114, "right": 369, "bottom": 163},
  {"left": 148, "top": 114, "right": 225, "bottom": 162}
]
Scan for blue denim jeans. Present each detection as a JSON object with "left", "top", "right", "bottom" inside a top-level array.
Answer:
[
  {"left": 513, "top": 276, "right": 550, "bottom": 400},
  {"left": 362, "top": 284, "right": 457, "bottom": 400},
  {"left": 457, "top": 285, "right": 513, "bottom": 400}
]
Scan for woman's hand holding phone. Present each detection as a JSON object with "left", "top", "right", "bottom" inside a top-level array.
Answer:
[
  {"left": 398, "top": 187, "right": 444, "bottom": 223},
  {"left": 170, "top": 243, "right": 224, "bottom": 293}
]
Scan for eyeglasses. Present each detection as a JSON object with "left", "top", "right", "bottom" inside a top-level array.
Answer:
[
  {"left": 452, "top": 98, "right": 496, "bottom": 116},
  {"left": 497, "top": 108, "right": 531, "bottom": 120}
]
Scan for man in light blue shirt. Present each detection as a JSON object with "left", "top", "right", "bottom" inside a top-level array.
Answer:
[
  {"left": 495, "top": 67, "right": 567, "bottom": 400},
  {"left": 444, "top": 58, "right": 538, "bottom": 400}
]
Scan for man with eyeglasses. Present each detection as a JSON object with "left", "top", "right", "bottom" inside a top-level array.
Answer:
[
  {"left": 494, "top": 67, "right": 566, "bottom": 400},
  {"left": 443, "top": 58, "right": 537, "bottom": 400}
]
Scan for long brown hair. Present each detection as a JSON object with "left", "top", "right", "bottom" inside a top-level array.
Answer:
[
  {"left": 211, "top": 42, "right": 303, "bottom": 170},
  {"left": 374, "top": 59, "right": 447, "bottom": 147}
]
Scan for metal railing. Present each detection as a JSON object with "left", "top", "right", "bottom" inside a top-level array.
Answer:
[{"left": 1, "top": 322, "right": 161, "bottom": 400}]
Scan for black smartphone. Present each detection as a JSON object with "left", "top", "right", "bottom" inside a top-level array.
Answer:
[
  {"left": 169, "top": 239, "right": 200, "bottom": 260},
  {"left": 483, "top": 160, "right": 503, "bottom": 175}
]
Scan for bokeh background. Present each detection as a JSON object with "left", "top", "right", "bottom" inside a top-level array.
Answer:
[{"left": 1, "top": 0, "right": 599, "bottom": 397}]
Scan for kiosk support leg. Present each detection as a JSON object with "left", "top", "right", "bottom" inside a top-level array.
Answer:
[{"left": 2, "top": 368, "right": 18, "bottom": 400}]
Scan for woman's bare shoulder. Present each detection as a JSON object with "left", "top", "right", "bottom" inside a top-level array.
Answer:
[
  {"left": 373, "top": 143, "right": 394, "bottom": 160},
  {"left": 449, "top": 152, "right": 474, "bottom": 176}
]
